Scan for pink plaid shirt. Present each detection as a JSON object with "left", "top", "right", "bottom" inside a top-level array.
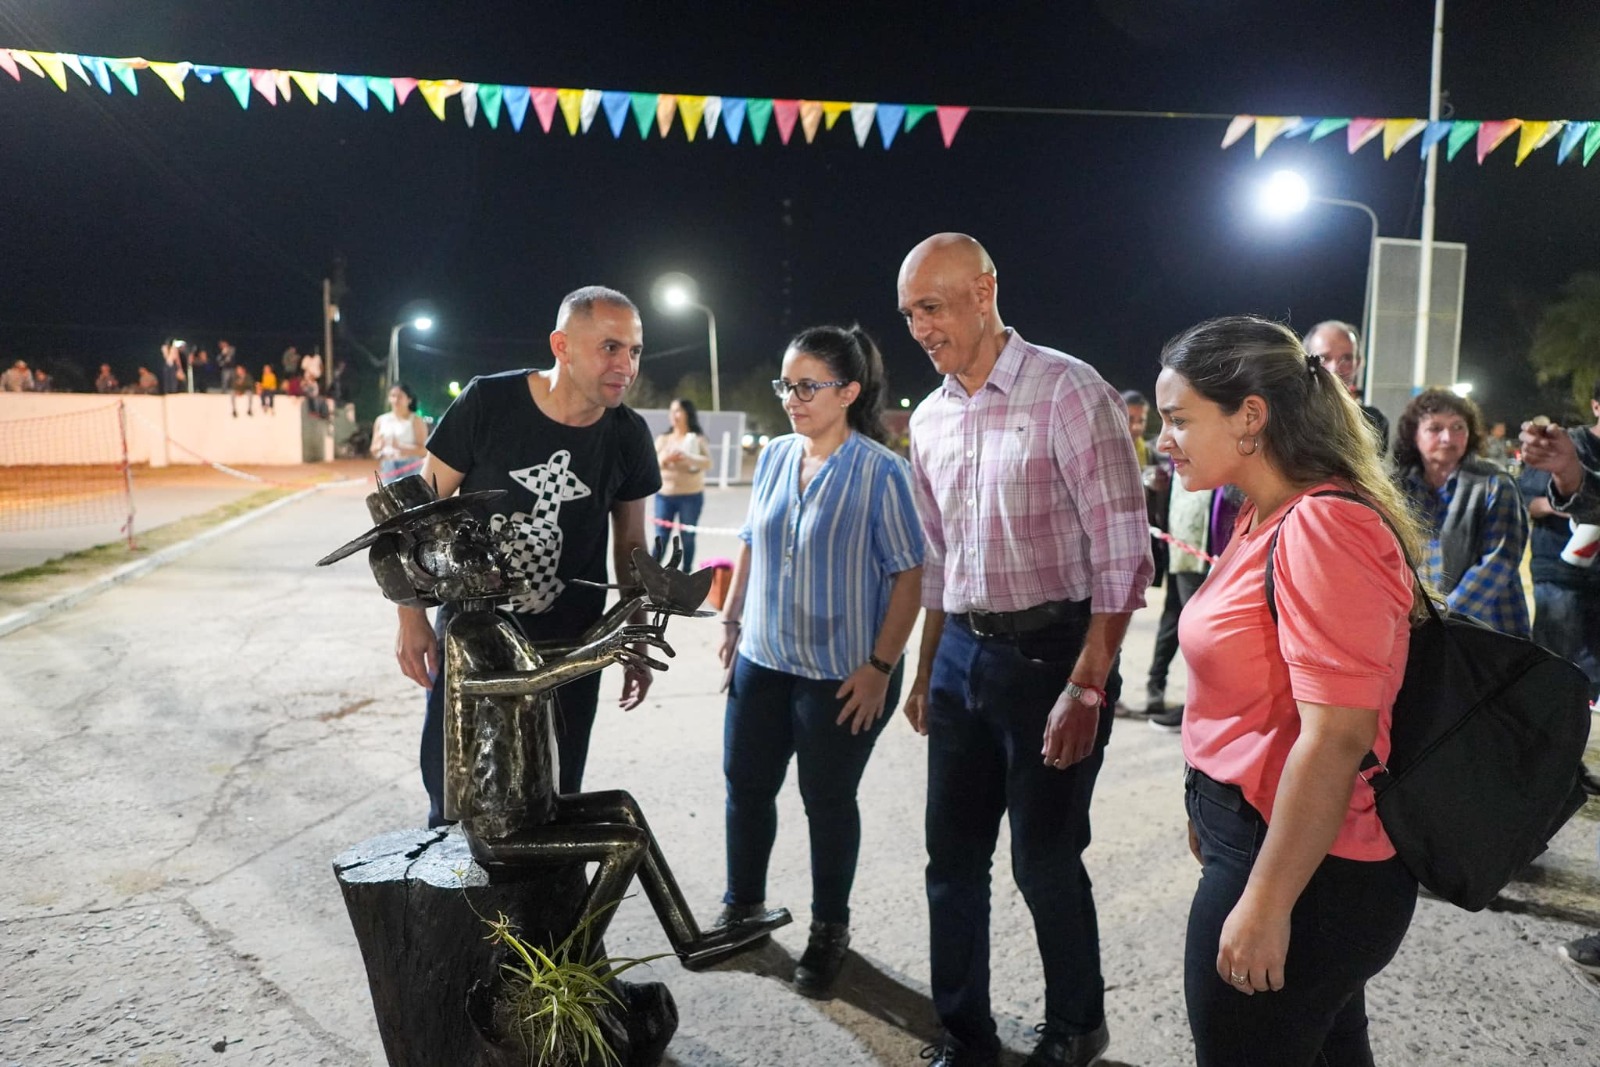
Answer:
[{"left": 909, "top": 331, "right": 1153, "bottom": 615}]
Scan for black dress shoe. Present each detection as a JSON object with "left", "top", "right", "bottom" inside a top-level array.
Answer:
[
  {"left": 919, "top": 1036, "right": 1000, "bottom": 1066},
  {"left": 1023, "top": 1020, "right": 1109, "bottom": 1067},
  {"left": 793, "top": 920, "right": 850, "bottom": 998},
  {"left": 712, "top": 901, "right": 768, "bottom": 928}
]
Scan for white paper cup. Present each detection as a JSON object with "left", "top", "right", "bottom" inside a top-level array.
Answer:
[{"left": 1562, "top": 521, "right": 1600, "bottom": 568}]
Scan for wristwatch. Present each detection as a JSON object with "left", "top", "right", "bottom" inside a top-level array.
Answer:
[{"left": 1064, "top": 680, "right": 1106, "bottom": 708}]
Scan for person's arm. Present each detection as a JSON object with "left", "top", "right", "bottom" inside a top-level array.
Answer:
[
  {"left": 407, "top": 415, "right": 429, "bottom": 457},
  {"left": 369, "top": 418, "right": 385, "bottom": 458},
  {"left": 1442, "top": 476, "right": 1529, "bottom": 628},
  {"left": 836, "top": 566, "right": 925, "bottom": 734},
  {"left": 395, "top": 451, "right": 467, "bottom": 688},
  {"left": 717, "top": 542, "right": 753, "bottom": 671},
  {"left": 903, "top": 608, "right": 944, "bottom": 735},
  {"left": 1039, "top": 611, "right": 1133, "bottom": 766},
  {"left": 1217, "top": 699, "right": 1378, "bottom": 994},
  {"left": 610, "top": 496, "right": 654, "bottom": 710},
  {"left": 902, "top": 425, "right": 946, "bottom": 735}
]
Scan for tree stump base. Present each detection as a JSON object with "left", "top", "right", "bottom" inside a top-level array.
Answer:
[{"left": 334, "top": 827, "right": 678, "bottom": 1067}]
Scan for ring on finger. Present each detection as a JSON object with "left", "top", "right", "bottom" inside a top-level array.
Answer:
[{"left": 1230, "top": 971, "right": 1248, "bottom": 984}]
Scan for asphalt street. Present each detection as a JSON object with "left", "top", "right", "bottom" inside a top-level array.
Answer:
[{"left": 2, "top": 480, "right": 1598, "bottom": 1066}]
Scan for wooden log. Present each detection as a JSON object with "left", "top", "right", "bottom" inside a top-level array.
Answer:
[{"left": 334, "top": 827, "right": 677, "bottom": 1067}]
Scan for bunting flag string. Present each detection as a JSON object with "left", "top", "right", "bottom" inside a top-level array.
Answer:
[
  {"left": 1224, "top": 112, "right": 1600, "bottom": 167},
  {"left": 0, "top": 44, "right": 967, "bottom": 149}
]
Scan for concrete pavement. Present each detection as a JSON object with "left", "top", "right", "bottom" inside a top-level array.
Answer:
[{"left": 2, "top": 481, "right": 1598, "bottom": 1066}]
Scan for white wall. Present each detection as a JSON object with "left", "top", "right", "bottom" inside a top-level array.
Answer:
[{"left": 0, "top": 393, "right": 309, "bottom": 467}]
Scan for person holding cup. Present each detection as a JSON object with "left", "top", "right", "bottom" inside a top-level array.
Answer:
[{"left": 1393, "top": 388, "right": 1530, "bottom": 637}]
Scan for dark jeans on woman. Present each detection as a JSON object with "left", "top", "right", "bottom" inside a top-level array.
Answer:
[
  {"left": 654, "top": 492, "right": 705, "bottom": 570},
  {"left": 1185, "top": 768, "right": 1417, "bottom": 1067},
  {"left": 925, "top": 607, "right": 1118, "bottom": 1052},
  {"left": 421, "top": 603, "right": 602, "bottom": 828},
  {"left": 723, "top": 654, "right": 901, "bottom": 924}
]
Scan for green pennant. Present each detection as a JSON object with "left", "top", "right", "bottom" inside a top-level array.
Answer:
[
  {"left": 477, "top": 83, "right": 503, "bottom": 129},
  {"left": 1585, "top": 123, "right": 1600, "bottom": 167},
  {"left": 747, "top": 97, "right": 773, "bottom": 145},
  {"left": 904, "top": 104, "right": 935, "bottom": 131},
  {"left": 220, "top": 67, "right": 251, "bottom": 109},
  {"left": 1307, "top": 117, "right": 1349, "bottom": 142},
  {"left": 105, "top": 59, "right": 138, "bottom": 95},
  {"left": 629, "top": 92, "right": 657, "bottom": 138},
  {"left": 368, "top": 76, "right": 395, "bottom": 113},
  {"left": 1445, "top": 120, "right": 1480, "bottom": 162}
]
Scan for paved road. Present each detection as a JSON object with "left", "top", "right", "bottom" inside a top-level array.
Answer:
[{"left": 2, "top": 482, "right": 1598, "bottom": 1066}]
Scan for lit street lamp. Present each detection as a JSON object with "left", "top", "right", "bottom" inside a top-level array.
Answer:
[
  {"left": 652, "top": 272, "right": 720, "bottom": 411},
  {"left": 1259, "top": 170, "right": 1381, "bottom": 393},
  {"left": 387, "top": 313, "right": 434, "bottom": 389}
]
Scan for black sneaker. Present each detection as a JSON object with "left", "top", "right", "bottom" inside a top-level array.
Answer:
[
  {"left": 1148, "top": 706, "right": 1183, "bottom": 733},
  {"left": 1558, "top": 932, "right": 1600, "bottom": 975},
  {"left": 1144, "top": 685, "right": 1166, "bottom": 715},
  {"left": 793, "top": 920, "right": 850, "bottom": 998},
  {"left": 1023, "top": 1020, "right": 1110, "bottom": 1067}
]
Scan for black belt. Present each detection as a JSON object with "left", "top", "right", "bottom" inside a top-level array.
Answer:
[
  {"left": 958, "top": 598, "right": 1087, "bottom": 639},
  {"left": 1184, "top": 765, "right": 1256, "bottom": 819}
]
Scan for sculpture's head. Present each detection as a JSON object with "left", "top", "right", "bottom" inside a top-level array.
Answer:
[{"left": 316, "top": 475, "right": 535, "bottom": 607}]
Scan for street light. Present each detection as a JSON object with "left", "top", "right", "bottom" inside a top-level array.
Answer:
[
  {"left": 1258, "top": 170, "right": 1381, "bottom": 396},
  {"left": 387, "top": 312, "right": 434, "bottom": 389},
  {"left": 652, "top": 272, "right": 720, "bottom": 411}
]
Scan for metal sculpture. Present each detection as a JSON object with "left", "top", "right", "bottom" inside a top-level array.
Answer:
[{"left": 319, "top": 474, "right": 788, "bottom": 967}]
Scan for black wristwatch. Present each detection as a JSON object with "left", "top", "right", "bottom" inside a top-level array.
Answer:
[{"left": 867, "top": 653, "right": 896, "bottom": 675}]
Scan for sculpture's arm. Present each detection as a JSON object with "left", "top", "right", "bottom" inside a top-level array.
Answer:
[{"left": 458, "top": 623, "right": 672, "bottom": 700}]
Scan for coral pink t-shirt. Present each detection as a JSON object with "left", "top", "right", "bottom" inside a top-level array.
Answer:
[{"left": 1179, "top": 484, "right": 1413, "bottom": 861}]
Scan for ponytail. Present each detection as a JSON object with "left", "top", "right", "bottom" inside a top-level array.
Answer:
[{"left": 787, "top": 324, "right": 891, "bottom": 445}]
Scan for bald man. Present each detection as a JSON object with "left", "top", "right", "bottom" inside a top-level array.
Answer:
[
  {"left": 899, "top": 234, "right": 1153, "bottom": 1067},
  {"left": 1304, "top": 320, "right": 1388, "bottom": 454},
  {"left": 397, "top": 285, "right": 660, "bottom": 827}
]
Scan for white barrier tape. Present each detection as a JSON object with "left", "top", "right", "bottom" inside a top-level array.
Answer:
[{"left": 650, "top": 515, "right": 744, "bottom": 537}]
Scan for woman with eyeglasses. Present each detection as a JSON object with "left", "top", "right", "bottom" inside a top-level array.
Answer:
[{"left": 714, "top": 324, "right": 925, "bottom": 999}]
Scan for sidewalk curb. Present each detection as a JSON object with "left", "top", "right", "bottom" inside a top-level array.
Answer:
[{"left": 0, "top": 485, "right": 324, "bottom": 640}]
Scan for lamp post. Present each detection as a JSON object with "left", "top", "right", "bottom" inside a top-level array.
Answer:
[
  {"left": 652, "top": 272, "right": 720, "bottom": 411},
  {"left": 386, "top": 314, "right": 434, "bottom": 390},
  {"left": 1259, "top": 171, "right": 1380, "bottom": 396}
]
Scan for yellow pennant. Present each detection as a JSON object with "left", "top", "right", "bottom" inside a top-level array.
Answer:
[
  {"left": 29, "top": 51, "right": 67, "bottom": 91},
  {"left": 417, "top": 79, "right": 461, "bottom": 121},
  {"left": 288, "top": 70, "right": 320, "bottom": 105},
  {"left": 1381, "top": 118, "right": 1426, "bottom": 159},
  {"left": 655, "top": 93, "right": 678, "bottom": 137},
  {"left": 1253, "top": 116, "right": 1296, "bottom": 157},
  {"left": 678, "top": 94, "right": 707, "bottom": 141},
  {"left": 557, "top": 88, "right": 583, "bottom": 134},
  {"left": 1515, "top": 121, "right": 1551, "bottom": 165},
  {"left": 147, "top": 61, "right": 190, "bottom": 101},
  {"left": 821, "top": 100, "right": 851, "bottom": 130},
  {"left": 799, "top": 99, "right": 823, "bottom": 143}
]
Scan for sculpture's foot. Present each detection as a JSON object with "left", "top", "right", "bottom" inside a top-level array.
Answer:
[
  {"left": 676, "top": 907, "right": 793, "bottom": 971},
  {"left": 614, "top": 978, "right": 678, "bottom": 1066}
]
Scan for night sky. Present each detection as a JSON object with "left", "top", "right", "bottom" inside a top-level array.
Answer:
[{"left": 3, "top": 1, "right": 1597, "bottom": 424}]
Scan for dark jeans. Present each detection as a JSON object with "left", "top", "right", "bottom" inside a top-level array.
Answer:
[
  {"left": 1185, "top": 769, "right": 1417, "bottom": 1067},
  {"left": 925, "top": 608, "right": 1118, "bottom": 1049},
  {"left": 1147, "top": 571, "right": 1204, "bottom": 695},
  {"left": 1532, "top": 581, "right": 1600, "bottom": 700},
  {"left": 421, "top": 605, "right": 603, "bottom": 828},
  {"left": 724, "top": 654, "right": 901, "bottom": 924},
  {"left": 654, "top": 492, "right": 705, "bottom": 571}
]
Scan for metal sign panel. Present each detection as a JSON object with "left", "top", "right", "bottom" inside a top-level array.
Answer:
[{"left": 1366, "top": 237, "right": 1468, "bottom": 430}]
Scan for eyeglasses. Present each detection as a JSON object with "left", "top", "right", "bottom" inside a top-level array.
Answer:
[{"left": 771, "top": 378, "right": 848, "bottom": 402}]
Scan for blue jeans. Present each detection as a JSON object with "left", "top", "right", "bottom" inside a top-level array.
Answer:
[
  {"left": 1185, "top": 769, "right": 1417, "bottom": 1067},
  {"left": 723, "top": 654, "right": 901, "bottom": 924},
  {"left": 654, "top": 492, "right": 705, "bottom": 570},
  {"left": 421, "top": 604, "right": 602, "bottom": 828},
  {"left": 925, "top": 608, "right": 1117, "bottom": 1049},
  {"left": 1532, "top": 581, "right": 1600, "bottom": 701}
]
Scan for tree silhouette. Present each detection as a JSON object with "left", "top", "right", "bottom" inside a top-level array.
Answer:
[{"left": 1529, "top": 272, "right": 1600, "bottom": 414}]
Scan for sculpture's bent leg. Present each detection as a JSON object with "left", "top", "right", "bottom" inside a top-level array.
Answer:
[
  {"left": 468, "top": 823, "right": 649, "bottom": 958},
  {"left": 555, "top": 790, "right": 793, "bottom": 969}
]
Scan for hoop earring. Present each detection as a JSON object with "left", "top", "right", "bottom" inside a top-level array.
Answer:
[{"left": 1237, "top": 435, "right": 1260, "bottom": 457}]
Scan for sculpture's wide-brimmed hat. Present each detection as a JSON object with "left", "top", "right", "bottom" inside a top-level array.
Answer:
[{"left": 316, "top": 474, "right": 506, "bottom": 566}]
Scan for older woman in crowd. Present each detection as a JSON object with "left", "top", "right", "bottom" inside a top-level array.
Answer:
[
  {"left": 1392, "top": 388, "right": 1529, "bottom": 637},
  {"left": 1156, "top": 315, "right": 1423, "bottom": 1066}
]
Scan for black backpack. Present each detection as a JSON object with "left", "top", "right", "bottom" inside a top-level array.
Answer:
[{"left": 1265, "top": 490, "right": 1591, "bottom": 911}]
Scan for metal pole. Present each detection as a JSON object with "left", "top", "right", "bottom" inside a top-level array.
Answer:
[
  {"left": 1319, "top": 197, "right": 1381, "bottom": 402},
  {"left": 700, "top": 304, "right": 721, "bottom": 411},
  {"left": 387, "top": 324, "right": 402, "bottom": 393},
  {"left": 117, "top": 400, "right": 137, "bottom": 550},
  {"left": 1412, "top": 0, "right": 1445, "bottom": 391},
  {"left": 323, "top": 279, "right": 337, "bottom": 461}
]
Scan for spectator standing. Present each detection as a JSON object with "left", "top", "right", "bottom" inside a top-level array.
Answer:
[
  {"left": 654, "top": 397, "right": 712, "bottom": 570},
  {"left": 31, "top": 367, "right": 53, "bottom": 392},
  {"left": 900, "top": 233, "right": 1152, "bottom": 1067},
  {"left": 1304, "top": 321, "right": 1388, "bottom": 454},
  {"left": 95, "top": 364, "right": 119, "bottom": 394},
  {"left": 1393, "top": 388, "right": 1530, "bottom": 637},
  {"left": 371, "top": 383, "right": 427, "bottom": 482},
  {"left": 2, "top": 360, "right": 33, "bottom": 391},
  {"left": 281, "top": 346, "right": 302, "bottom": 379},
  {"left": 159, "top": 342, "right": 185, "bottom": 394}
]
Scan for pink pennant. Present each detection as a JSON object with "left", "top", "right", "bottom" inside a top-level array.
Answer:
[
  {"left": 392, "top": 77, "right": 417, "bottom": 105},
  {"left": 531, "top": 87, "right": 558, "bottom": 132},
  {"left": 249, "top": 68, "right": 278, "bottom": 105},
  {"left": 773, "top": 99, "right": 800, "bottom": 145},
  {"left": 1476, "top": 119, "right": 1522, "bottom": 164},
  {"left": 1346, "top": 118, "right": 1383, "bottom": 153},
  {"left": 0, "top": 50, "right": 18, "bottom": 81},
  {"left": 936, "top": 105, "right": 969, "bottom": 147}
]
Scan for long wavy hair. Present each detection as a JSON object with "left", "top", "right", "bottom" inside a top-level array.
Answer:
[
  {"left": 1392, "top": 388, "right": 1484, "bottom": 471},
  {"left": 1160, "top": 315, "right": 1429, "bottom": 620}
]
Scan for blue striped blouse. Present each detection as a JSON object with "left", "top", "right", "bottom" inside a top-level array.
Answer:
[{"left": 739, "top": 432, "right": 925, "bottom": 681}]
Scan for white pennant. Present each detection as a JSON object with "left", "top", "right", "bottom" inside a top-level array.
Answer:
[
  {"left": 317, "top": 72, "right": 338, "bottom": 103},
  {"left": 580, "top": 88, "right": 602, "bottom": 133},
  {"left": 850, "top": 102, "right": 877, "bottom": 147},
  {"left": 703, "top": 96, "right": 723, "bottom": 140}
]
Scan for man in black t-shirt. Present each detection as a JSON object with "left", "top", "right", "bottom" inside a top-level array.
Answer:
[{"left": 396, "top": 286, "right": 662, "bottom": 826}]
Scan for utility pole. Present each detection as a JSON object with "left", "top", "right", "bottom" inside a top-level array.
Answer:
[{"left": 1412, "top": 0, "right": 1446, "bottom": 392}]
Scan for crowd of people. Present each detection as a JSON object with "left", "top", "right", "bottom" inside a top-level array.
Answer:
[{"left": 371, "top": 237, "right": 1596, "bottom": 1067}]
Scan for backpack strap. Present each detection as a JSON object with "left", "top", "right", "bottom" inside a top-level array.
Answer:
[{"left": 1262, "top": 489, "right": 1434, "bottom": 789}]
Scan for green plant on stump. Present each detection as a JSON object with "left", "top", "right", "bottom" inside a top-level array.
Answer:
[{"left": 480, "top": 905, "right": 663, "bottom": 1067}]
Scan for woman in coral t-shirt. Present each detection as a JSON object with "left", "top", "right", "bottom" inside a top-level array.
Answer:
[{"left": 1154, "top": 316, "right": 1427, "bottom": 1067}]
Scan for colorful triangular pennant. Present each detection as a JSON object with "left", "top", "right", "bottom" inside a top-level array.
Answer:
[
  {"left": 579, "top": 88, "right": 602, "bottom": 133},
  {"left": 288, "top": 70, "right": 319, "bottom": 104},
  {"left": 221, "top": 67, "right": 251, "bottom": 109},
  {"left": 1254, "top": 116, "right": 1294, "bottom": 158},
  {"left": 1515, "top": 120, "right": 1551, "bottom": 166},
  {"left": 392, "top": 77, "right": 417, "bottom": 106},
  {"left": 1307, "top": 117, "right": 1349, "bottom": 142},
  {"left": 904, "top": 104, "right": 934, "bottom": 132},
  {"left": 460, "top": 82, "right": 479, "bottom": 126},
  {"left": 1381, "top": 118, "right": 1425, "bottom": 159},
  {"left": 1418, "top": 120, "right": 1452, "bottom": 156},
  {"left": 821, "top": 100, "right": 850, "bottom": 130},
  {"left": 747, "top": 98, "right": 773, "bottom": 145},
  {"left": 628, "top": 91, "right": 655, "bottom": 138},
  {"left": 601, "top": 89, "right": 629, "bottom": 138},
  {"left": 876, "top": 102, "right": 907, "bottom": 149},
  {"left": 1477, "top": 119, "right": 1521, "bottom": 164},
  {"left": 1445, "top": 120, "right": 1479, "bottom": 161},
  {"left": 337, "top": 74, "right": 368, "bottom": 110},
  {"left": 850, "top": 102, "right": 876, "bottom": 148},
  {"left": 317, "top": 72, "right": 338, "bottom": 103},
  {"left": 477, "top": 83, "right": 503, "bottom": 129},
  {"left": 936, "top": 105, "right": 968, "bottom": 147},
  {"left": 533, "top": 88, "right": 559, "bottom": 133},
  {"left": 1221, "top": 115, "right": 1254, "bottom": 149},
  {"left": 503, "top": 85, "right": 530, "bottom": 131},
  {"left": 1346, "top": 118, "right": 1384, "bottom": 153},
  {"left": 773, "top": 99, "right": 800, "bottom": 145},
  {"left": 556, "top": 88, "right": 582, "bottom": 134},
  {"left": 367, "top": 77, "right": 395, "bottom": 112},
  {"left": 679, "top": 94, "right": 707, "bottom": 141},
  {"left": 655, "top": 93, "right": 678, "bottom": 138},
  {"left": 724, "top": 97, "right": 750, "bottom": 144},
  {"left": 703, "top": 96, "right": 723, "bottom": 140},
  {"left": 798, "top": 100, "right": 822, "bottom": 143},
  {"left": 1557, "top": 121, "right": 1590, "bottom": 165}
]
